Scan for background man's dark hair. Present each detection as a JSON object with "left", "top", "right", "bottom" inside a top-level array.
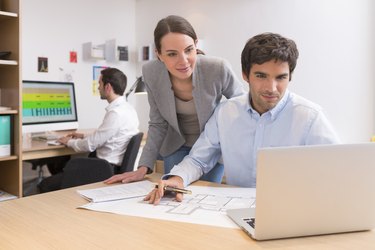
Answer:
[{"left": 101, "top": 68, "right": 127, "bottom": 95}]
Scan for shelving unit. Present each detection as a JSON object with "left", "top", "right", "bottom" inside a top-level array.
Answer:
[
  {"left": 82, "top": 39, "right": 128, "bottom": 62},
  {"left": 0, "top": 0, "right": 22, "bottom": 198}
]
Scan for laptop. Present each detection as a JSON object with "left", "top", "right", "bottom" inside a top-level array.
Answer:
[{"left": 227, "top": 143, "right": 375, "bottom": 240}]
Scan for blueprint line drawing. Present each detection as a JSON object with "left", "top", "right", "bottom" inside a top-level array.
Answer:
[
  {"left": 157, "top": 193, "right": 256, "bottom": 215},
  {"left": 79, "top": 184, "right": 256, "bottom": 228}
]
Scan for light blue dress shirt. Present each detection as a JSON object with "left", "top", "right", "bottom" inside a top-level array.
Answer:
[{"left": 168, "top": 90, "right": 340, "bottom": 188}]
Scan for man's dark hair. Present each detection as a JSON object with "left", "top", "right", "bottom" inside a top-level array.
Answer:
[
  {"left": 101, "top": 68, "right": 127, "bottom": 95},
  {"left": 241, "top": 33, "right": 299, "bottom": 81}
]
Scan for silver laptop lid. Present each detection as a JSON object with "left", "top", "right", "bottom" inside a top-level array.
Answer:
[{"left": 254, "top": 143, "right": 375, "bottom": 240}]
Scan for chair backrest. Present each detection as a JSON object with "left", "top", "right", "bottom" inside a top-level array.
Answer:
[
  {"left": 60, "top": 132, "right": 143, "bottom": 188},
  {"left": 117, "top": 132, "right": 144, "bottom": 174},
  {"left": 60, "top": 158, "right": 114, "bottom": 189}
]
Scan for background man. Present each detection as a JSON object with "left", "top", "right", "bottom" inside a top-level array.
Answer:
[{"left": 39, "top": 67, "right": 139, "bottom": 192}]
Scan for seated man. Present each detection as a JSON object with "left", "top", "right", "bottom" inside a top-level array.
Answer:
[
  {"left": 145, "top": 32, "right": 340, "bottom": 204},
  {"left": 39, "top": 67, "right": 139, "bottom": 192}
]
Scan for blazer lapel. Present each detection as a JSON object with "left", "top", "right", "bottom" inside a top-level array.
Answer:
[{"left": 156, "top": 69, "right": 181, "bottom": 135}]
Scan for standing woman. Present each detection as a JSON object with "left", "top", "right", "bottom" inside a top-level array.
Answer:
[{"left": 105, "top": 15, "right": 244, "bottom": 184}]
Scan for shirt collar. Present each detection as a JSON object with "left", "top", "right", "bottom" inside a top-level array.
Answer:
[
  {"left": 247, "top": 89, "right": 290, "bottom": 120},
  {"left": 106, "top": 96, "right": 125, "bottom": 111}
]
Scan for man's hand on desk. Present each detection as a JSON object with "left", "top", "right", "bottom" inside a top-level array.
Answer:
[
  {"left": 104, "top": 166, "right": 148, "bottom": 184},
  {"left": 143, "top": 176, "right": 184, "bottom": 205},
  {"left": 57, "top": 136, "right": 70, "bottom": 145},
  {"left": 57, "top": 132, "right": 84, "bottom": 145},
  {"left": 66, "top": 132, "right": 84, "bottom": 139}
]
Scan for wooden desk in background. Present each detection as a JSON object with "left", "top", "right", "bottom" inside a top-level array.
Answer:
[
  {"left": 22, "top": 139, "right": 77, "bottom": 160},
  {"left": 1, "top": 174, "right": 375, "bottom": 249},
  {"left": 22, "top": 129, "right": 94, "bottom": 160}
]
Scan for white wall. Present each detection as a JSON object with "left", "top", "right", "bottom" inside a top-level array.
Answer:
[
  {"left": 135, "top": 0, "right": 375, "bottom": 143},
  {"left": 22, "top": 0, "right": 375, "bottom": 142},
  {"left": 21, "top": 0, "right": 137, "bottom": 129}
]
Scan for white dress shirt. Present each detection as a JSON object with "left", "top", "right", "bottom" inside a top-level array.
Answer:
[
  {"left": 67, "top": 96, "right": 139, "bottom": 166},
  {"left": 168, "top": 90, "right": 340, "bottom": 188}
]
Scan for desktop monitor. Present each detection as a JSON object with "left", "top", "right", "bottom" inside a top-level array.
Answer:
[{"left": 22, "top": 80, "right": 79, "bottom": 134}]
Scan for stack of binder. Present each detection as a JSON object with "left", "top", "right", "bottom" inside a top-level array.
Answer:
[{"left": 0, "top": 115, "right": 11, "bottom": 157}]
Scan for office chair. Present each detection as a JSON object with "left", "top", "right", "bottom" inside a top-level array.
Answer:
[
  {"left": 59, "top": 132, "right": 144, "bottom": 189},
  {"left": 115, "top": 132, "right": 144, "bottom": 174},
  {"left": 60, "top": 158, "right": 114, "bottom": 189}
]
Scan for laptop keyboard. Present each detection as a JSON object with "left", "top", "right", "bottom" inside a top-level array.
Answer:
[{"left": 243, "top": 218, "right": 255, "bottom": 228}]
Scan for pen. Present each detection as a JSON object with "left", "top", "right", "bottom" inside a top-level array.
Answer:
[{"left": 155, "top": 185, "right": 192, "bottom": 195}]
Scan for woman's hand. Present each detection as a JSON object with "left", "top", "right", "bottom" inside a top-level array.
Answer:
[{"left": 104, "top": 166, "right": 148, "bottom": 184}]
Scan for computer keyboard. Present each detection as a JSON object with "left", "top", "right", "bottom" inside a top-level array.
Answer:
[
  {"left": 32, "top": 134, "right": 59, "bottom": 141},
  {"left": 47, "top": 140, "right": 62, "bottom": 146}
]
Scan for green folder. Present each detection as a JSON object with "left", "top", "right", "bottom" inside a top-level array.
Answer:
[{"left": 0, "top": 115, "right": 11, "bottom": 156}]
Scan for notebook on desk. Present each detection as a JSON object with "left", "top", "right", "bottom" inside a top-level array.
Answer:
[{"left": 227, "top": 143, "right": 375, "bottom": 240}]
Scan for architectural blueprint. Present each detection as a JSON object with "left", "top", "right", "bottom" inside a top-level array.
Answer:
[{"left": 78, "top": 182, "right": 256, "bottom": 228}]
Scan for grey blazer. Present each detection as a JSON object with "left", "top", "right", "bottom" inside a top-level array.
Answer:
[{"left": 138, "top": 55, "right": 245, "bottom": 171}]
